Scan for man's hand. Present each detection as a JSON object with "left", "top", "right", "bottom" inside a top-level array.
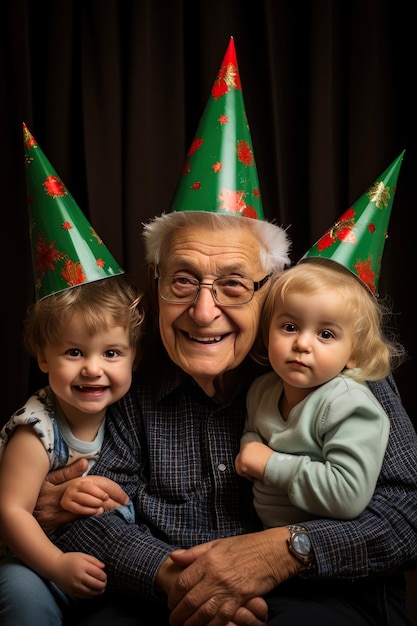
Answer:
[
  {"left": 34, "top": 459, "right": 129, "bottom": 533},
  {"left": 156, "top": 554, "right": 268, "bottom": 626},
  {"left": 166, "top": 527, "right": 302, "bottom": 626}
]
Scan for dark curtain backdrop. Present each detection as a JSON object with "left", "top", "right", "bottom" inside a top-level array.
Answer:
[{"left": 1, "top": 0, "right": 415, "bottom": 427}]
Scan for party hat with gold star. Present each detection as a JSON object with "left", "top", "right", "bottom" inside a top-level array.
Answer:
[
  {"left": 300, "top": 151, "right": 405, "bottom": 295},
  {"left": 170, "top": 36, "right": 264, "bottom": 220},
  {"left": 23, "top": 122, "right": 124, "bottom": 300}
]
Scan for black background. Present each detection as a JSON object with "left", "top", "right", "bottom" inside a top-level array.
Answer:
[{"left": 1, "top": 0, "right": 415, "bottom": 427}]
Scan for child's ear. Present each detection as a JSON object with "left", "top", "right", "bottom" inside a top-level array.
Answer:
[
  {"left": 346, "top": 357, "right": 357, "bottom": 369},
  {"left": 37, "top": 352, "right": 49, "bottom": 374}
]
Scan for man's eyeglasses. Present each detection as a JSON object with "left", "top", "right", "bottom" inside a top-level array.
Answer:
[{"left": 155, "top": 273, "right": 272, "bottom": 306}]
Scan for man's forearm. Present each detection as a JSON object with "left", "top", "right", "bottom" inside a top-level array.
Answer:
[{"left": 53, "top": 511, "right": 173, "bottom": 598}]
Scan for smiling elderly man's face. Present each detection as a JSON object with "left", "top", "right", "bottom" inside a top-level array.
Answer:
[{"left": 157, "top": 222, "right": 269, "bottom": 397}]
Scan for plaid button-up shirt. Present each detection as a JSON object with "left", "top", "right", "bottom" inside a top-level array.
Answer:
[{"left": 55, "top": 352, "right": 417, "bottom": 598}]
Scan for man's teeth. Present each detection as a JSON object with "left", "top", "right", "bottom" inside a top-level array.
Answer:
[{"left": 189, "top": 334, "right": 222, "bottom": 343}]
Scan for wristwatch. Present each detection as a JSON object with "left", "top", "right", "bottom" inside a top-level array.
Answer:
[{"left": 287, "top": 525, "right": 313, "bottom": 569}]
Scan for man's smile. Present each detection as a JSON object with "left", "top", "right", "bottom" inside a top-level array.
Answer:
[{"left": 186, "top": 332, "right": 226, "bottom": 344}]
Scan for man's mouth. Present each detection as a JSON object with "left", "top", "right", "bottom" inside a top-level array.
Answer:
[{"left": 188, "top": 333, "right": 224, "bottom": 344}]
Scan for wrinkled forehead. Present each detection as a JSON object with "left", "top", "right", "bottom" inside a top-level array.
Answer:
[{"left": 159, "top": 223, "right": 264, "bottom": 276}]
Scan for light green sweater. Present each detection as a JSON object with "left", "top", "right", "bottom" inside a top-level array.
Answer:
[{"left": 242, "top": 372, "right": 390, "bottom": 528}]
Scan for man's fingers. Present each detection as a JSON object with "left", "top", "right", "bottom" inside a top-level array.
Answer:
[
  {"left": 46, "top": 458, "right": 88, "bottom": 485},
  {"left": 226, "top": 598, "right": 268, "bottom": 626},
  {"left": 242, "top": 597, "right": 268, "bottom": 622}
]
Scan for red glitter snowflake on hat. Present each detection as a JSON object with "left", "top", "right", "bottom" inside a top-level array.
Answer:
[
  {"left": 43, "top": 176, "right": 67, "bottom": 198},
  {"left": 35, "top": 232, "right": 65, "bottom": 277},
  {"left": 354, "top": 259, "right": 377, "bottom": 294},
  {"left": 236, "top": 140, "right": 253, "bottom": 167}
]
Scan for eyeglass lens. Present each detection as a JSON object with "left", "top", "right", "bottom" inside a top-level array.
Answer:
[{"left": 158, "top": 275, "right": 256, "bottom": 305}]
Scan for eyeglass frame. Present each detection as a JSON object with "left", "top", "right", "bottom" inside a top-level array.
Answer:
[{"left": 154, "top": 270, "right": 272, "bottom": 306}]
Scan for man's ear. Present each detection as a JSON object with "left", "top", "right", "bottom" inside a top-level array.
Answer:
[
  {"left": 140, "top": 264, "right": 160, "bottom": 348},
  {"left": 147, "top": 264, "right": 159, "bottom": 313},
  {"left": 148, "top": 264, "right": 157, "bottom": 295}
]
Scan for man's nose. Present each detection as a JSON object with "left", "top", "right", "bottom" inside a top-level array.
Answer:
[{"left": 188, "top": 284, "right": 221, "bottom": 323}]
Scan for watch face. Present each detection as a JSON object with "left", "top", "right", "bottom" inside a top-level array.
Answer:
[{"left": 293, "top": 532, "right": 311, "bottom": 556}]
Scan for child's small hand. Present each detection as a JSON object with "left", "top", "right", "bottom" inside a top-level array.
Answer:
[
  {"left": 60, "top": 475, "right": 129, "bottom": 515},
  {"left": 34, "top": 459, "right": 89, "bottom": 531},
  {"left": 235, "top": 441, "right": 273, "bottom": 481},
  {"left": 52, "top": 552, "right": 107, "bottom": 598},
  {"left": 61, "top": 477, "right": 109, "bottom": 515}
]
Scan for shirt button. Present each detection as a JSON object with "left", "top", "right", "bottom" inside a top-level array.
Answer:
[{"left": 218, "top": 463, "right": 226, "bottom": 472}]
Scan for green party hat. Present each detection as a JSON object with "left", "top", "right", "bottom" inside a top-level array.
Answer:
[
  {"left": 300, "top": 151, "right": 405, "bottom": 295},
  {"left": 23, "top": 123, "right": 124, "bottom": 300},
  {"left": 170, "top": 36, "right": 264, "bottom": 220}
]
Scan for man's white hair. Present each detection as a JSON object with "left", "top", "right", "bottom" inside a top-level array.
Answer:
[{"left": 142, "top": 212, "right": 291, "bottom": 273}]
